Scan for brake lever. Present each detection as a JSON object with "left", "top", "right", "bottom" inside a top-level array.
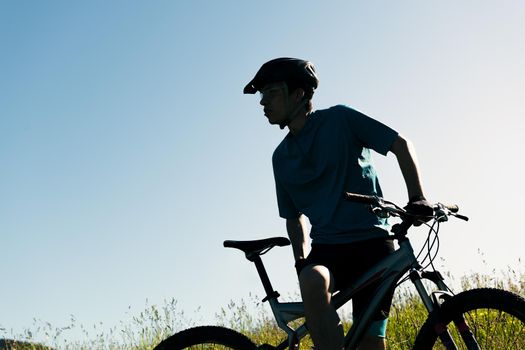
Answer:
[
  {"left": 435, "top": 203, "right": 469, "bottom": 221},
  {"left": 371, "top": 206, "right": 390, "bottom": 218},
  {"left": 434, "top": 206, "right": 449, "bottom": 223}
]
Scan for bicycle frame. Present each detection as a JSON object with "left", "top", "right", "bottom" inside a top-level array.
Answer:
[{"left": 253, "top": 237, "right": 449, "bottom": 350}]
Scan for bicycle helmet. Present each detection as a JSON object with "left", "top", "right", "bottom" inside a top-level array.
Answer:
[{"left": 243, "top": 57, "right": 318, "bottom": 97}]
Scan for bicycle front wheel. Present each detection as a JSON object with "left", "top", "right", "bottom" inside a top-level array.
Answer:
[
  {"left": 153, "top": 326, "right": 257, "bottom": 350},
  {"left": 414, "top": 288, "right": 525, "bottom": 349}
]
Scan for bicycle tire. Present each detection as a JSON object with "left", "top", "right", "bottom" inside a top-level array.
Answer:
[
  {"left": 153, "top": 325, "right": 257, "bottom": 350},
  {"left": 413, "top": 288, "right": 525, "bottom": 349}
]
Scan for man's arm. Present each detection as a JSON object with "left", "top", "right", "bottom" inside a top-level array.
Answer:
[
  {"left": 390, "top": 134, "right": 426, "bottom": 200},
  {"left": 286, "top": 215, "right": 309, "bottom": 261}
]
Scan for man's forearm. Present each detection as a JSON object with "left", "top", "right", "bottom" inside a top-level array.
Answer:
[
  {"left": 286, "top": 215, "right": 309, "bottom": 261},
  {"left": 390, "top": 135, "right": 425, "bottom": 199}
]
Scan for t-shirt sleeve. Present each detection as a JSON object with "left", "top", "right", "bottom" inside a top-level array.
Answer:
[
  {"left": 341, "top": 105, "right": 399, "bottom": 155},
  {"left": 274, "top": 173, "right": 300, "bottom": 219}
]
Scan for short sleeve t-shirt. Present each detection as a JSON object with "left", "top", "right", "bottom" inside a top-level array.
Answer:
[{"left": 272, "top": 105, "right": 399, "bottom": 244}]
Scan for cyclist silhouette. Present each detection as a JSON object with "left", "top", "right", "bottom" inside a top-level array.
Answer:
[{"left": 244, "top": 57, "right": 432, "bottom": 350}]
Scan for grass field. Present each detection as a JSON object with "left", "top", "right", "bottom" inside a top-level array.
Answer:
[{"left": 2, "top": 268, "right": 523, "bottom": 350}]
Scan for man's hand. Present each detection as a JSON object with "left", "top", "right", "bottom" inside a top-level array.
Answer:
[{"left": 404, "top": 195, "right": 434, "bottom": 225}]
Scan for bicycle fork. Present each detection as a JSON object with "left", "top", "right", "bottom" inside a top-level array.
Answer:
[{"left": 411, "top": 269, "right": 481, "bottom": 350}]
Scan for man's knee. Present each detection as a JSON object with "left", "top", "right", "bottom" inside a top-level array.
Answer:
[{"left": 298, "top": 265, "right": 333, "bottom": 297}]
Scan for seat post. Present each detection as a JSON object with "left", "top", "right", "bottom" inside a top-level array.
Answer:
[{"left": 251, "top": 255, "right": 280, "bottom": 301}]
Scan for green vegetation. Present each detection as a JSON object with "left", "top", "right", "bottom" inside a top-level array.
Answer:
[{"left": 1, "top": 268, "right": 523, "bottom": 350}]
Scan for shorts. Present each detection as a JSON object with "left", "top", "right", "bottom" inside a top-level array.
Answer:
[{"left": 303, "top": 237, "right": 395, "bottom": 321}]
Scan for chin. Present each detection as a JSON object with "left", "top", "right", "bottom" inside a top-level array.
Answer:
[{"left": 268, "top": 116, "right": 285, "bottom": 125}]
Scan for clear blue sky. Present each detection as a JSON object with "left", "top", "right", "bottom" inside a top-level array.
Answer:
[{"left": 1, "top": 0, "right": 524, "bottom": 344}]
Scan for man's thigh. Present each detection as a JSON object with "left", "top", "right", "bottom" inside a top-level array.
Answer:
[{"left": 302, "top": 239, "right": 395, "bottom": 318}]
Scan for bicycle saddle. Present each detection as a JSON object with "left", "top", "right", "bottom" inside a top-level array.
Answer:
[{"left": 223, "top": 237, "right": 290, "bottom": 259}]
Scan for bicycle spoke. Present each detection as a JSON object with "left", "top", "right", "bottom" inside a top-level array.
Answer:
[
  {"left": 432, "top": 308, "right": 525, "bottom": 350},
  {"left": 177, "top": 345, "right": 240, "bottom": 349}
]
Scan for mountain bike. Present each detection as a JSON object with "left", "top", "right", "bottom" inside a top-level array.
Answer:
[{"left": 154, "top": 193, "right": 525, "bottom": 349}]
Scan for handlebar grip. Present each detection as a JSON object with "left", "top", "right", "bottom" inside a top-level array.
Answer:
[
  {"left": 455, "top": 213, "right": 469, "bottom": 221},
  {"left": 344, "top": 192, "right": 379, "bottom": 205}
]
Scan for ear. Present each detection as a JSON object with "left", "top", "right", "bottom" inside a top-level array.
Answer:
[{"left": 293, "top": 88, "right": 305, "bottom": 102}]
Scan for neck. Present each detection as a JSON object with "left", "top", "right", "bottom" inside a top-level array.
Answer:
[{"left": 288, "top": 108, "right": 309, "bottom": 135}]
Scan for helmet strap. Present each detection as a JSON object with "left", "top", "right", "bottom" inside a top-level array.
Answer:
[{"left": 279, "top": 84, "right": 308, "bottom": 130}]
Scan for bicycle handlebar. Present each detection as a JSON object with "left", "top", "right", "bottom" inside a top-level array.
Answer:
[
  {"left": 344, "top": 192, "right": 468, "bottom": 222},
  {"left": 343, "top": 192, "right": 380, "bottom": 205}
]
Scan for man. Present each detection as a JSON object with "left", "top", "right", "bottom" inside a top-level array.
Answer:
[{"left": 243, "top": 58, "right": 431, "bottom": 350}]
